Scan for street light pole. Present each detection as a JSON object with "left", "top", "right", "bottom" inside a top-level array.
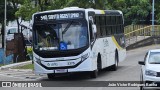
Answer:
[
  {"left": 3, "top": 0, "right": 7, "bottom": 65},
  {"left": 152, "top": 0, "right": 155, "bottom": 36}
]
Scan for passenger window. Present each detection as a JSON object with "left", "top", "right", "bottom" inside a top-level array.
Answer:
[{"left": 89, "top": 22, "right": 94, "bottom": 42}]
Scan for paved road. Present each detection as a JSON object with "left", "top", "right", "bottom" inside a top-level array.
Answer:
[
  {"left": 0, "top": 69, "right": 42, "bottom": 81},
  {"left": 1, "top": 45, "right": 160, "bottom": 90}
]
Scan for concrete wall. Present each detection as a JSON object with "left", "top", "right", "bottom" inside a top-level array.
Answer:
[{"left": 126, "top": 36, "right": 160, "bottom": 50}]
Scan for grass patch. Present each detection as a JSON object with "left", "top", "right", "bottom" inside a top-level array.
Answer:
[
  {"left": 0, "top": 64, "right": 4, "bottom": 67},
  {"left": 14, "top": 64, "right": 34, "bottom": 69}
]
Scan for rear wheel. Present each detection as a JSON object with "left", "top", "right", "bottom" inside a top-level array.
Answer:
[
  {"left": 47, "top": 73, "right": 55, "bottom": 79},
  {"left": 111, "top": 52, "right": 118, "bottom": 71}
]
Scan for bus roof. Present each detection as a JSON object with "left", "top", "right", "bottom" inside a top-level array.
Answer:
[{"left": 33, "top": 7, "right": 122, "bottom": 16}]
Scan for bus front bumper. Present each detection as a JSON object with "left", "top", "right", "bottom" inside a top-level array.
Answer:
[{"left": 34, "top": 58, "right": 96, "bottom": 75}]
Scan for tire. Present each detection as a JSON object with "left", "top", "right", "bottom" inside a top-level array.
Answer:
[
  {"left": 47, "top": 74, "right": 55, "bottom": 79},
  {"left": 90, "top": 55, "right": 101, "bottom": 78},
  {"left": 111, "top": 52, "right": 118, "bottom": 71},
  {"left": 140, "top": 86, "right": 144, "bottom": 90},
  {"left": 140, "top": 72, "right": 144, "bottom": 90},
  {"left": 90, "top": 70, "right": 98, "bottom": 78}
]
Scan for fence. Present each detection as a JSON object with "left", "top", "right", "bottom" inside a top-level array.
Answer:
[{"left": 124, "top": 25, "right": 160, "bottom": 46}]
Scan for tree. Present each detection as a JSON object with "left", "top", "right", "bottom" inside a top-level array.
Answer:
[
  {"left": 108, "top": 0, "right": 152, "bottom": 25},
  {"left": 8, "top": 0, "right": 24, "bottom": 32},
  {"left": 15, "top": 0, "right": 38, "bottom": 21},
  {"left": 15, "top": 0, "right": 154, "bottom": 26},
  {"left": 65, "top": 0, "right": 107, "bottom": 9},
  {"left": 15, "top": 0, "right": 53, "bottom": 21},
  {"left": 154, "top": 0, "right": 160, "bottom": 24},
  {"left": 0, "top": 0, "right": 18, "bottom": 47},
  {"left": 15, "top": 0, "right": 109, "bottom": 21}
]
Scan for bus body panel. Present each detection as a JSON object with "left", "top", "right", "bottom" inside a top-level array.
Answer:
[
  {"left": 32, "top": 7, "right": 126, "bottom": 76},
  {"left": 92, "top": 37, "right": 126, "bottom": 69}
]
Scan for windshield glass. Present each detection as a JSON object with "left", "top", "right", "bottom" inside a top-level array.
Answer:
[
  {"left": 34, "top": 21, "right": 88, "bottom": 51},
  {"left": 148, "top": 52, "right": 160, "bottom": 64}
]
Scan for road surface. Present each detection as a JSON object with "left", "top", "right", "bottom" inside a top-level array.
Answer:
[{"left": 1, "top": 45, "right": 160, "bottom": 90}]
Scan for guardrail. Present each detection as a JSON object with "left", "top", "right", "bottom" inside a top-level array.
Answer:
[
  {"left": 124, "top": 25, "right": 149, "bottom": 34},
  {"left": 124, "top": 25, "right": 160, "bottom": 46}
]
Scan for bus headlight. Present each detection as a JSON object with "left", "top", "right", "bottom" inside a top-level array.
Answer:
[
  {"left": 81, "top": 53, "right": 89, "bottom": 61},
  {"left": 145, "top": 70, "right": 157, "bottom": 76}
]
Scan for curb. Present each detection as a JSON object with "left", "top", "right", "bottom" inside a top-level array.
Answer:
[{"left": 0, "top": 61, "right": 32, "bottom": 70}]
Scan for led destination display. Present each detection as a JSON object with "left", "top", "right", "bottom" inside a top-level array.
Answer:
[{"left": 35, "top": 12, "right": 84, "bottom": 21}]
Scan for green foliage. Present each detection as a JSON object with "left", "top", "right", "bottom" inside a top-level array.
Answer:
[
  {"left": 111, "top": 0, "right": 152, "bottom": 24},
  {"left": 49, "top": 0, "right": 69, "bottom": 9},
  {"left": 154, "top": 0, "right": 160, "bottom": 24},
  {"left": 27, "top": 47, "right": 32, "bottom": 54},
  {"left": 0, "top": 64, "right": 4, "bottom": 67},
  {"left": 1, "top": 0, "right": 160, "bottom": 25},
  {"left": 0, "top": 0, "right": 16, "bottom": 24},
  {"left": 0, "top": 0, "right": 22, "bottom": 47},
  {"left": 15, "top": 0, "right": 38, "bottom": 20},
  {"left": 26, "top": 47, "right": 33, "bottom": 60},
  {"left": 65, "top": 0, "right": 92, "bottom": 8}
]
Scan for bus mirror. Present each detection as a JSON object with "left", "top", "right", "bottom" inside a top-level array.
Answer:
[{"left": 92, "top": 24, "right": 97, "bottom": 33}]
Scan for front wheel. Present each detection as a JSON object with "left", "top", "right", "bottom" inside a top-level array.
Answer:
[
  {"left": 140, "top": 86, "right": 144, "bottom": 90},
  {"left": 47, "top": 73, "right": 55, "bottom": 79},
  {"left": 140, "top": 73, "right": 144, "bottom": 90},
  {"left": 90, "top": 70, "right": 98, "bottom": 78}
]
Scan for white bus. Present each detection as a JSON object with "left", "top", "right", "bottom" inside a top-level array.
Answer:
[{"left": 32, "top": 7, "right": 126, "bottom": 79}]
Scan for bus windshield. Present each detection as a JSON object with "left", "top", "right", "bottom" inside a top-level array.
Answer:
[{"left": 34, "top": 20, "right": 88, "bottom": 51}]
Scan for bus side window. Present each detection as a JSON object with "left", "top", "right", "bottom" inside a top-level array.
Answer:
[
  {"left": 95, "top": 16, "right": 100, "bottom": 38},
  {"left": 105, "top": 16, "right": 110, "bottom": 35},
  {"left": 111, "top": 16, "right": 116, "bottom": 35},
  {"left": 120, "top": 16, "right": 124, "bottom": 33},
  {"left": 116, "top": 16, "right": 120, "bottom": 34},
  {"left": 89, "top": 22, "right": 94, "bottom": 42}
]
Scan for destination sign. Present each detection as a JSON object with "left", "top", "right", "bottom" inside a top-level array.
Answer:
[{"left": 35, "top": 12, "right": 84, "bottom": 21}]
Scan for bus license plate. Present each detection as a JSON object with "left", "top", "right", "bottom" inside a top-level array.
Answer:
[{"left": 55, "top": 69, "right": 67, "bottom": 73}]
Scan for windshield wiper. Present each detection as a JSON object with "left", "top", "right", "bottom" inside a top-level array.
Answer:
[{"left": 62, "top": 21, "right": 73, "bottom": 34}]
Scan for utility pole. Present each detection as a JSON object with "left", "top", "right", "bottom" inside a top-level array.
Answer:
[
  {"left": 152, "top": 0, "right": 155, "bottom": 36},
  {"left": 3, "top": 0, "right": 7, "bottom": 65}
]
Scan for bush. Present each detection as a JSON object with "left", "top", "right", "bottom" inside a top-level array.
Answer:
[{"left": 26, "top": 47, "right": 33, "bottom": 60}]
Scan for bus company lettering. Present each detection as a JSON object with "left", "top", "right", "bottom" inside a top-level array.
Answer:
[{"left": 40, "top": 13, "right": 81, "bottom": 20}]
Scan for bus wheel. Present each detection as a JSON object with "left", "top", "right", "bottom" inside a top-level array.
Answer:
[
  {"left": 90, "top": 55, "right": 101, "bottom": 78},
  {"left": 111, "top": 52, "right": 118, "bottom": 71},
  {"left": 90, "top": 70, "right": 98, "bottom": 78},
  {"left": 47, "top": 74, "right": 55, "bottom": 79}
]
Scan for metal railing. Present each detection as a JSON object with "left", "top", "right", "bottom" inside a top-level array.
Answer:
[
  {"left": 124, "top": 25, "right": 149, "bottom": 34},
  {"left": 124, "top": 25, "right": 160, "bottom": 46}
]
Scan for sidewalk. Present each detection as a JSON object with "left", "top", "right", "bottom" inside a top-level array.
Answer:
[{"left": 0, "top": 61, "right": 32, "bottom": 70}]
